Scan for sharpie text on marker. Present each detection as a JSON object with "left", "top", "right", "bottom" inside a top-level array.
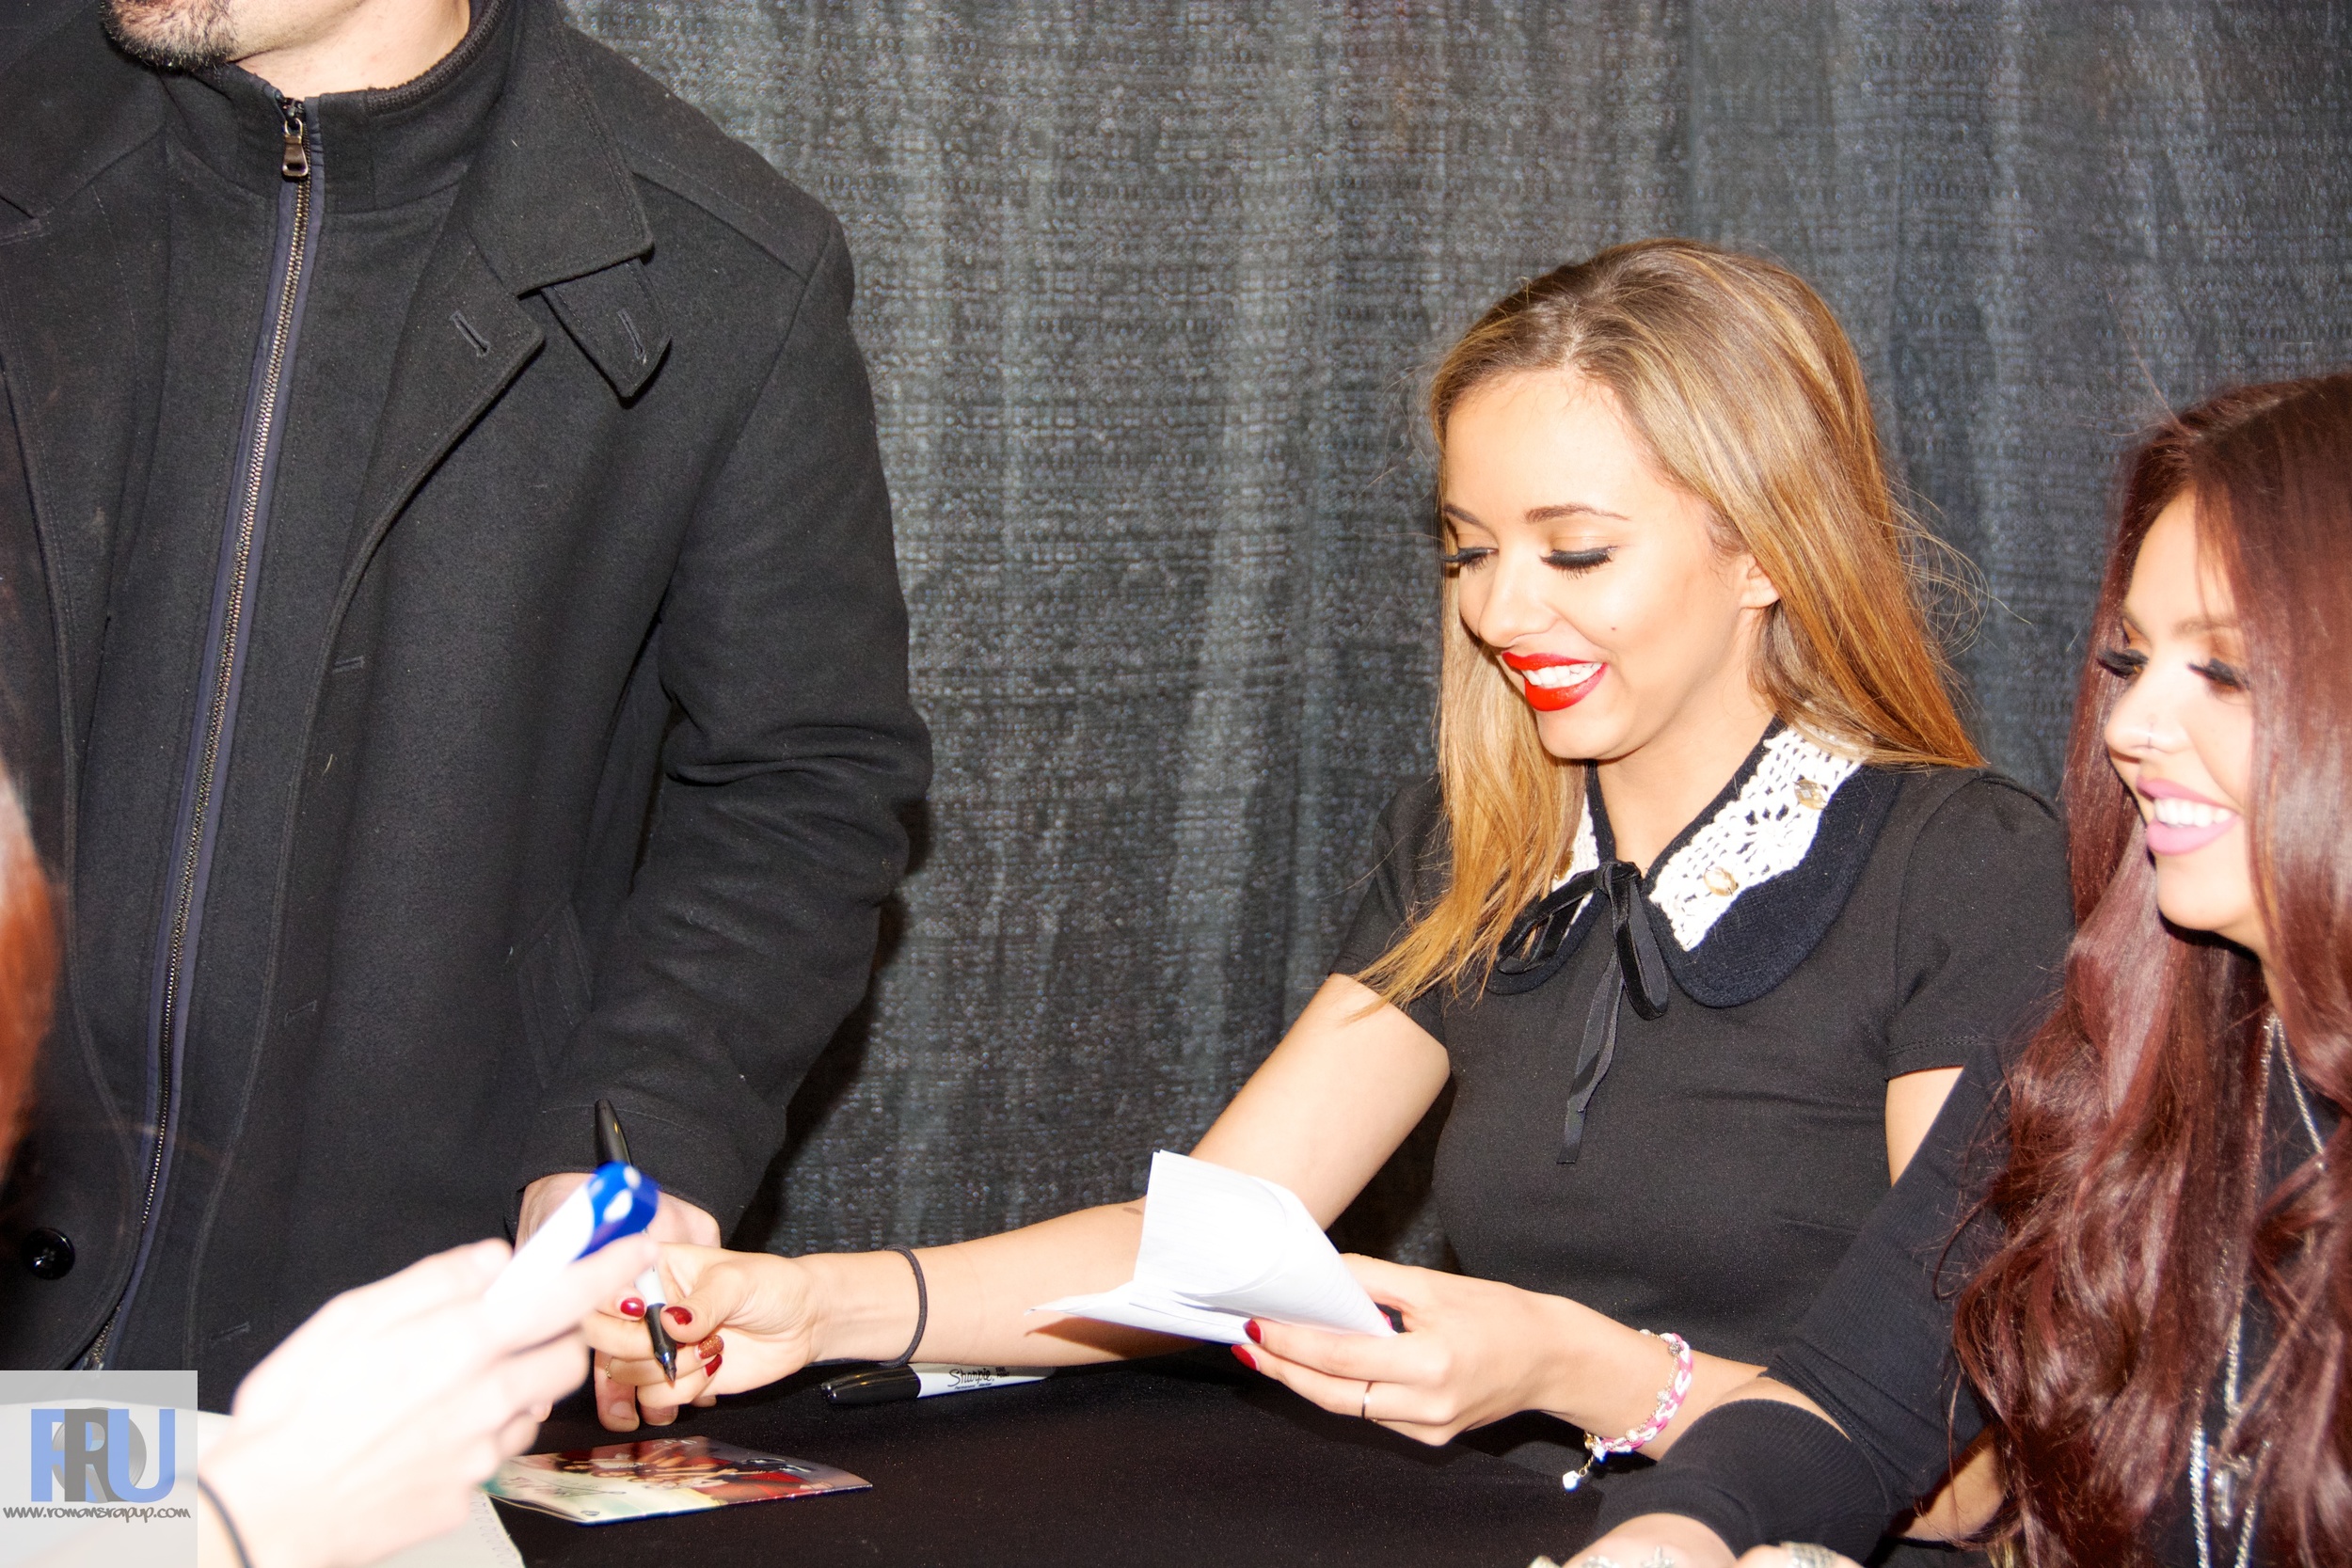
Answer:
[{"left": 821, "top": 1364, "right": 1055, "bottom": 1407}]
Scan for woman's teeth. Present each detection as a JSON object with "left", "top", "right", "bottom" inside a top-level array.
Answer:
[
  {"left": 1524, "top": 662, "right": 1601, "bottom": 689},
  {"left": 2149, "top": 797, "right": 2234, "bottom": 829}
]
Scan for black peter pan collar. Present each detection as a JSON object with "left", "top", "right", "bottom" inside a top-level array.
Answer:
[{"left": 1480, "top": 722, "right": 1902, "bottom": 1162}]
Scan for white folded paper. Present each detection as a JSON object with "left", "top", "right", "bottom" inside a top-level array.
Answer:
[{"left": 1034, "top": 1151, "right": 1396, "bottom": 1345}]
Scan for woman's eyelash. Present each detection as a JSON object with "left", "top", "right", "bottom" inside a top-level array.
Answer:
[
  {"left": 2095, "top": 645, "right": 2249, "bottom": 692},
  {"left": 1437, "top": 546, "right": 1615, "bottom": 574},
  {"left": 2191, "top": 658, "right": 2248, "bottom": 691}
]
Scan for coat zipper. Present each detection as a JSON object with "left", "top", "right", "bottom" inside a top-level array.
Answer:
[{"left": 88, "top": 101, "right": 317, "bottom": 1368}]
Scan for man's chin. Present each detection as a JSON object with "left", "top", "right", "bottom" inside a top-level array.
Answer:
[{"left": 102, "top": 0, "right": 241, "bottom": 73}]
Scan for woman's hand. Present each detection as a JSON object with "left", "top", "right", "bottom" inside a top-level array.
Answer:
[
  {"left": 1538, "top": 1515, "right": 1739, "bottom": 1568},
  {"left": 1237, "top": 1255, "right": 1581, "bottom": 1445},
  {"left": 582, "top": 1244, "right": 826, "bottom": 1430},
  {"left": 199, "top": 1234, "right": 654, "bottom": 1568},
  {"left": 1543, "top": 1522, "right": 1861, "bottom": 1568},
  {"left": 1238, "top": 1256, "right": 1756, "bottom": 1454}
]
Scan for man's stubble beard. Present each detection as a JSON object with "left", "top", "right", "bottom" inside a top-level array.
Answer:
[{"left": 103, "top": 0, "right": 242, "bottom": 72}]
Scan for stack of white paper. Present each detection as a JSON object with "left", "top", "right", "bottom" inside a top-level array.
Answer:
[{"left": 1034, "top": 1151, "right": 1396, "bottom": 1345}]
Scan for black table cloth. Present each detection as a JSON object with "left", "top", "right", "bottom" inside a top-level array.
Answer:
[{"left": 499, "top": 1350, "right": 1601, "bottom": 1566}]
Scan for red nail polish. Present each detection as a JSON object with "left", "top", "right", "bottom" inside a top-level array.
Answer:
[
  {"left": 1245, "top": 1319, "right": 1263, "bottom": 1343},
  {"left": 665, "top": 1307, "right": 691, "bottom": 1326},
  {"left": 1231, "top": 1345, "right": 1257, "bottom": 1371},
  {"left": 704, "top": 1355, "right": 723, "bottom": 1377},
  {"left": 618, "top": 1298, "right": 644, "bottom": 1319}
]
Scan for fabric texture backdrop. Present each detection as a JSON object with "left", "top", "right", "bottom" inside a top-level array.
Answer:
[{"left": 564, "top": 1, "right": 2352, "bottom": 1261}]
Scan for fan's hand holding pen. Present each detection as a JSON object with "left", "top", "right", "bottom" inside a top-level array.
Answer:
[{"left": 199, "top": 1235, "right": 657, "bottom": 1568}]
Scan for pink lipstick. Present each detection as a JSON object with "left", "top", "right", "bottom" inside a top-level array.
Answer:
[{"left": 2137, "top": 776, "right": 2239, "bottom": 858}]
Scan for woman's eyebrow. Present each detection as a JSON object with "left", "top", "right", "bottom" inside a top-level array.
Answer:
[
  {"left": 2173, "top": 613, "right": 2240, "bottom": 638},
  {"left": 1523, "top": 502, "right": 1629, "bottom": 524},
  {"left": 1439, "top": 500, "right": 1629, "bottom": 528}
]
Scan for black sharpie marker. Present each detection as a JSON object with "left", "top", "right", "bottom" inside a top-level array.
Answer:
[
  {"left": 595, "top": 1100, "right": 679, "bottom": 1384},
  {"left": 821, "top": 1364, "right": 1055, "bottom": 1407}
]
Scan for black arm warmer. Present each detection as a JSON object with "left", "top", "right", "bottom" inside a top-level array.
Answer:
[{"left": 1592, "top": 1400, "right": 1894, "bottom": 1560}]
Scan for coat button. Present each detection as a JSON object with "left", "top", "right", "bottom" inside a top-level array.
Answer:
[{"left": 21, "top": 1228, "right": 73, "bottom": 1279}]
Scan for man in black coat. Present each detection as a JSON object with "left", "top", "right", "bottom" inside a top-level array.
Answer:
[{"left": 0, "top": 0, "right": 931, "bottom": 1405}]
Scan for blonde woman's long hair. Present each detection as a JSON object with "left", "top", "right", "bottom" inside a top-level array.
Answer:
[{"left": 1362, "top": 239, "right": 1980, "bottom": 1007}]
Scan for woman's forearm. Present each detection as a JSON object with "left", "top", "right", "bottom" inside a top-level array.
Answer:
[
  {"left": 790, "top": 978, "right": 1453, "bottom": 1371},
  {"left": 803, "top": 1199, "right": 1183, "bottom": 1367},
  {"left": 196, "top": 1484, "right": 262, "bottom": 1568},
  {"left": 1532, "top": 1294, "right": 1764, "bottom": 1453}
]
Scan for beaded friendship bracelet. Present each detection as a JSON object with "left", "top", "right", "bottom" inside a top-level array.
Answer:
[{"left": 1561, "top": 1329, "right": 1694, "bottom": 1492}]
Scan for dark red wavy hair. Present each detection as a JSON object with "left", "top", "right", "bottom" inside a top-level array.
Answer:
[
  {"left": 0, "top": 779, "right": 53, "bottom": 1170},
  {"left": 1953, "top": 374, "right": 2352, "bottom": 1566}
]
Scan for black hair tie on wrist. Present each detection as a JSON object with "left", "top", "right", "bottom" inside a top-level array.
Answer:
[
  {"left": 885, "top": 1244, "right": 928, "bottom": 1366},
  {"left": 198, "top": 1476, "right": 255, "bottom": 1568}
]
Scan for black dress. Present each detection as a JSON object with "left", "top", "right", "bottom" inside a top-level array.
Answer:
[
  {"left": 1600, "top": 1025, "right": 2341, "bottom": 1567},
  {"left": 1331, "top": 725, "right": 2071, "bottom": 1559}
]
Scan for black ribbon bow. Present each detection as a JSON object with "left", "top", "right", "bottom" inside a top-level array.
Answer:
[{"left": 1494, "top": 859, "right": 1673, "bottom": 1164}]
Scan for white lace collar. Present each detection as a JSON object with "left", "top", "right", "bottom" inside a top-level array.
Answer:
[{"left": 1558, "top": 726, "right": 1864, "bottom": 949}]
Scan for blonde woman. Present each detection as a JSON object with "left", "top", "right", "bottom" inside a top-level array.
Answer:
[{"left": 582, "top": 241, "right": 2067, "bottom": 1540}]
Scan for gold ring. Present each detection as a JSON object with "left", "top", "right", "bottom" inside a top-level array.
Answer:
[{"left": 1360, "top": 1379, "right": 1373, "bottom": 1421}]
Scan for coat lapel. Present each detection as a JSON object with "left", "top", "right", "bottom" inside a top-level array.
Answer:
[
  {"left": 341, "top": 233, "right": 542, "bottom": 580},
  {"left": 341, "top": 0, "right": 654, "bottom": 589}
]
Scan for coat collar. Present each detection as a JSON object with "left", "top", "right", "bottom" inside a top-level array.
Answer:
[
  {"left": 0, "top": 0, "right": 649, "bottom": 293},
  {"left": 456, "top": 0, "right": 654, "bottom": 293},
  {"left": 0, "top": 4, "right": 164, "bottom": 222}
]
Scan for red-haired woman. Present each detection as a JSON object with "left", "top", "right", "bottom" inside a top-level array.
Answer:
[
  {"left": 0, "top": 782, "right": 653, "bottom": 1567},
  {"left": 1575, "top": 374, "right": 2352, "bottom": 1568},
  {"left": 0, "top": 784, "right": 53, "bottom": 1180}
]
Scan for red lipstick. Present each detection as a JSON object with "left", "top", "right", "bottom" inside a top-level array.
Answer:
[{"left": 1501, "top": 651, "right": 1606, "bottom": 713}]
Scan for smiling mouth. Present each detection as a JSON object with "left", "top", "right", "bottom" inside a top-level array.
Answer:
[
  {"left": 1502, "top": 657, "right": 1606, "bottom": 713},
  {"left": 1523, "top": 661, "right": 1601, "bottom": 690},
  {"left": 2141, "top": 793, "right": 2239, "bottom": 857}
]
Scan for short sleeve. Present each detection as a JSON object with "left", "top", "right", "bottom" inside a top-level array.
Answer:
[
  {"left": 1329, "top": 777, "right": 1449, "bottom": 1040},
  {"left": 1883, "top": 775, "right": 2072, "bottom": 1079}
]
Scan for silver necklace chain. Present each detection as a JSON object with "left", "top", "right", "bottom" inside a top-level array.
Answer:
[{"left": 2191, "top": 1016, "right": 2327, "bottom": 1568}]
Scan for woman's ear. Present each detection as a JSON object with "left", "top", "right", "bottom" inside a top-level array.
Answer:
[{"left": 1732, "top": 551, "right": 1781, "bottom": 610}]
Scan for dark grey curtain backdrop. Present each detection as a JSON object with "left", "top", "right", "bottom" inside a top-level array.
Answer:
[{"left": 564, "top": 2, "right": 2352, "bottom": 1261}]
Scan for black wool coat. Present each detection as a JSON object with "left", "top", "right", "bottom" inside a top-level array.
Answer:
[{"left": 0, "top": 0, "right": 930, "bottom": 1390}]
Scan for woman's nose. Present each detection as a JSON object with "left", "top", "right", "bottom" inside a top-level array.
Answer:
[
  {"left": 2106, "top": 688, "right": 2182, "bottom": 757},
  {"left": 1463, "top": 548, "right": 1555, "bottom": 648}
]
